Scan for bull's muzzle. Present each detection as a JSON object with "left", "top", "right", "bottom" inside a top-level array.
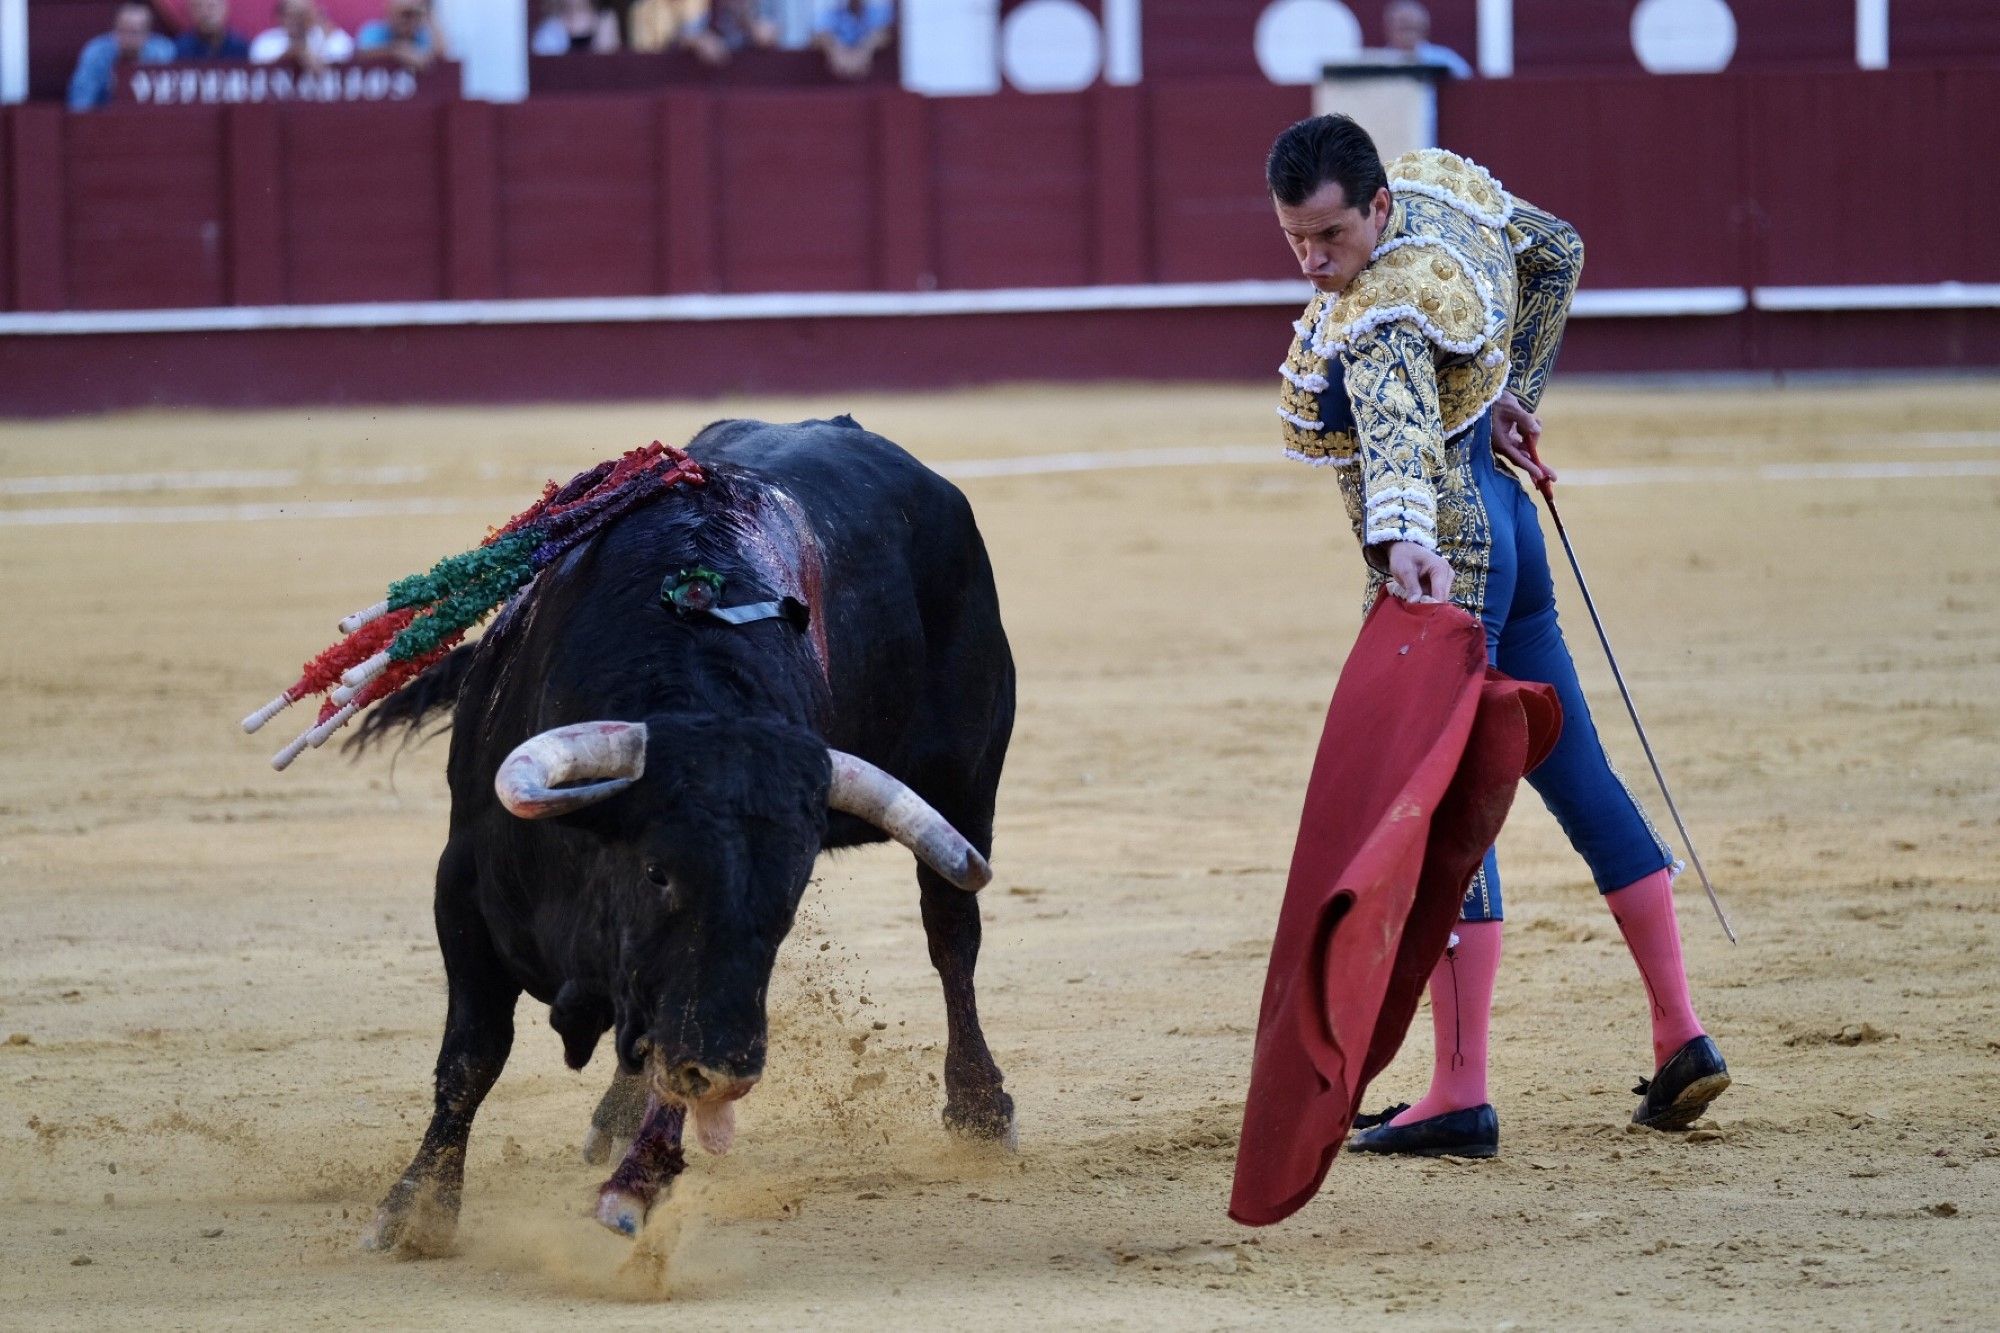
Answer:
[{"left": 492, "top": 722, "right": 992, "bottom": 891}]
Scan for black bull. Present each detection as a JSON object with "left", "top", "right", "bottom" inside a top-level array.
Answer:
[{"left": 355, "top": 417, "right": 1016, "bottom": 1253}]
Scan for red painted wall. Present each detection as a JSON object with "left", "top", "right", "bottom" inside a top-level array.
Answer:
[
  {"left": 3, "top": 66, "right": 1996, "bottom": 412},
  {"left": 7, "top": 68, "right": 1988, "bottom": 313}
]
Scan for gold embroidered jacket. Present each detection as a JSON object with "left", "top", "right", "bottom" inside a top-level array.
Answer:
[{"left": 1278, "top": 149, "right": 1584, "bottom": 555}]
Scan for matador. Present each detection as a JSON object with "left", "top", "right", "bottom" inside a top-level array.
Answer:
[{"left": 1267, "top": 115, "right": 1729, "bottom": 1157}]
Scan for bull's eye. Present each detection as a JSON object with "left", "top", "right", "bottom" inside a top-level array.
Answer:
[{"left": 644, "top": 860, "right": 671, "bottom": 889}]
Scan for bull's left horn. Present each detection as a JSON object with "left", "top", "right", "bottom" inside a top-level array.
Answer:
[
  {"left": 495, "top": 722, "right": 649, "bottom": 819},
  {"left": 826, "top": 751, "right": 992, "bottom": 892}
]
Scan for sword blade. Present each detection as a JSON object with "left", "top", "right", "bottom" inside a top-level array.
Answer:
[{"left": 1539, "top": 488, "right": 1739, "bottom": 944}]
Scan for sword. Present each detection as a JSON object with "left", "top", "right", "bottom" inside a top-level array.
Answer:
[{"left": 1526, "top": 457, "right": 1739, "bottom": 944}]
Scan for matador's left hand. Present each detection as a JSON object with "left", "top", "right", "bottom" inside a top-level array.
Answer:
[{"left": 1492, "top": 391, "right": 1557, "bottom": 488}]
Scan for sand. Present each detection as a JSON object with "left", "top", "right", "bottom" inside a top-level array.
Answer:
[{"left": 1, "top": 379, "right": 1996, "bottom": 1329}]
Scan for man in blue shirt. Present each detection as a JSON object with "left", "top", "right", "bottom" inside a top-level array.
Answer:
[
  {"left": 68, "top": 3, "right": 177, "bottom": 110},
  {"left": 1385, "top": 0, "right": 1474, "bottom": 79},
  {"left": 176, "top": 0, "right": 252, "bottom": 60},
  {"left": 357, "top": 0, "right": 449, "bottom": 70},
  {"left": 814, "top": 0, "right": 892, "bottom": 80}
]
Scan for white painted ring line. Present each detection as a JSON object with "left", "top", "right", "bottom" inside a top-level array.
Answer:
[
  {"left": 7, "top": 431, "right": 1997, "bottom": 501},
  {"left": 3, "top": 279, "right": 1993, "bottom": 338},
  {"left": 1, "top": 452, "right": 1995, "bottom": 528}
]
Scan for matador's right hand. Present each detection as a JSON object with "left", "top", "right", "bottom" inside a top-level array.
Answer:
[{"left": 1385, "top": 541, "right": 1454, "bottom": 603}]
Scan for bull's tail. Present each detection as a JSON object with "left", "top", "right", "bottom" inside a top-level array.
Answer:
[{"left": 343, "top": 643, "right": 476, "bottom": 755}]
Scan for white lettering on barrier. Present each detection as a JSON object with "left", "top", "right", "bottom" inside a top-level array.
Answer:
[{"left": 125, "top": 64, "right": 432, "bottom": 105}]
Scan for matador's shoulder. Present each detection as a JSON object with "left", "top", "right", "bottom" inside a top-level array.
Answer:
[
  {"left": 1313, "top": 240, "right": 1495, "bottom": 361},
  {"left": 1385, "top": 148, "right": 1513, "bottom": 228}
]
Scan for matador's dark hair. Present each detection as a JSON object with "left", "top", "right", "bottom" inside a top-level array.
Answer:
[{"left": 1265, "top": 114, "right": 1389, "bottom": 209}]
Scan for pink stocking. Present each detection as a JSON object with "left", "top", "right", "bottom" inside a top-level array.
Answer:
[
  {"left": 1605, "top": 868, "right": 1705, "bottom": 1069},
  {"left": 1390, "top": 920, "right": 1502, "bottom": 1125}
]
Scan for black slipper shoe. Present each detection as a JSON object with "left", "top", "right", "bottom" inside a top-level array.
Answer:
[
  {"left": 1348, "top": 1102, "right": 1499, "bottom": 1159},
  {"left": 1631, "top": 1035, "right": 1730, "bottom": 1130}
]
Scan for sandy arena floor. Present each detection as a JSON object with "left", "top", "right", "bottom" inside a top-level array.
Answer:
[{"left": 1, "top": 379, "right": 1996, "bottom": 1329}]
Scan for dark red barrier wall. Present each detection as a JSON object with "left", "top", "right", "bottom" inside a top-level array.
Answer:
[
  {"left": 1441, "top": 67, "right": 2000, "bottom": 289},
  {"left": 7, "top": 67, "right": 1990, "bottom": 316},
  {"left": 1, "top": 80, "right": 1313, "bottom": 311}
]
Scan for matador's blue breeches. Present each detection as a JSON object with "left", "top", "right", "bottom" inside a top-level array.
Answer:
[{"left": 1450, "top": 413, "right": 1675, "bottom": 921}]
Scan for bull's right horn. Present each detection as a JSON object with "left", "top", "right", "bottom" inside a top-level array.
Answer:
[
  {"left": 495, "top": 721, "right": 648, "bottom": 819},
  {"left": 826, "top": 751, "right": 992, "bottom": 892}
]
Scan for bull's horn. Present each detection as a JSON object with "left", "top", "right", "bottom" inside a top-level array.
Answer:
[
  {"left": 826, "top": 751, "right": 992, "bottom": 892},
  {"left": 495, "top": 721, "right": 649, "bottom": 819}
]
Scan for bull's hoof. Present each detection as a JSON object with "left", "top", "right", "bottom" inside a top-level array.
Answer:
[
  {"left": 359, "top": 1183, "right": 459, "bottom": 1258},
  {"left": 944, "top": 1093, "right": 1018, "bottom": 1151},
  {"left": 594, "top": 1186, "right": 652, "bottom": 1238}
]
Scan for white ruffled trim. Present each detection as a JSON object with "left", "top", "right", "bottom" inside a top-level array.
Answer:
[
  {"left": 1365, "top": 517, "right": 1439, "bottom": 551},
  {"left": 1510, "top": 226, "right": 1535, "bottom": 256},
  {"left": 1314, "top": 303, "right": 1485, "bottom": 359},
  {"left": 1276, "top": 406, "right": 1324, "bottom": 432},
  {"left": 1373, "top": 485, "right": 1437, "bottom": 510},
  {"left": 1390, "top": 176, "right": 1513, "bottom": 231},
  {"left": 1282, "top": 448, "right": 1357, "bottom": 468},
  {"left": 1279, "top": 363, "right": 1330, "bottom": 393}
]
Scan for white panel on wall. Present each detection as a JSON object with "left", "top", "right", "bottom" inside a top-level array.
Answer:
[
  {"left": 1255, "top": 0, "right": 1364, "bottom": 85},
  {"left": 1001, "top": 0, "right": 1104, "bottom": 93},
  {"left": 1630, "top": 0, "right": 1737, "bottom": 74},
  {"left": 904, "top": 0, "right": 1003, "bottom": 95}
]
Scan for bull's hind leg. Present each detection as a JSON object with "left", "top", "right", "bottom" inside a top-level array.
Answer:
[
  {"left": 582, "top": 1070, "right": 650, "bottom": 1164},
  {"left": 919, "top": 837, "right": 1016, "bottom": 1144},
  {"left": 362, "top": 841, "right": 519, "bottom": 1256}
]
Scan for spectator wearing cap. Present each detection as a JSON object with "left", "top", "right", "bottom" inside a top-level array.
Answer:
[
  {"left": 176, "top": 0, "right": 253, "bottom": 59},
  {"left": 814, "top": 0, "right": 891, "bottom": 81},
  {"left": 357, "top": 0, "right": 449, "bottom": 70},
  {"left": 249, "top": 0, "right": 356, "bottom": 69},
  {"left": 1383, "top": 0, "right": 1473, "bottom": 79},
  {"left": 68, "top": 2, "right": 176, "bottom": 110},
  {"left": 532, "top": 0, "right": 621, "bottom": 54}
]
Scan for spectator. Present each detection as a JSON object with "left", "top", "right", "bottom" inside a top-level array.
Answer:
[
  {"left": 683, "top": 0, "right": 778, "bottom": 65},
  {"left": 67, "top": 2, "right": 176, "bottom": 111},
  {"left": 1383, "top": 0, "right": 1473, "bottom": 78},
  {"left": 176, "top": 0, "right": 252, "bottom": 60},
  {"left": 357, "top": 0, "right": 449, "bottom": 70},
  {"left": 813, "top": 0, "right": 890, "bottom": 81},
  {"left": 248, "top": 0, "right": 356, "bottom": 69},
  {"left": 626, "top": 0, "right": 701, "bottom": 53},
  {"left": 532, "top": 0, "right": 621, "bottom": 54}
]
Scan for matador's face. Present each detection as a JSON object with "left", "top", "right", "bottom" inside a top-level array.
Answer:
[{"left": 1274, "top": 182, "right": 1393, "bottom": 296}]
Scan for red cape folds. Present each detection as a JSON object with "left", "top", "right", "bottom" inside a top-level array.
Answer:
[{"left": 1228, "top": 595, "right": 1561, "bottom": 1227}]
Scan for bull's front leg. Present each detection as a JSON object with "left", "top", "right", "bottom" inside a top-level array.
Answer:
[
  {"left": 919, "top": 865, "right": 1016, "bottom": 1145},
  {"left": 593, "top": 1094, "right": 687, "bottom": 1236},
  {"left": 362, "top": 845, "right": 519, "bottom": 1257}
]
